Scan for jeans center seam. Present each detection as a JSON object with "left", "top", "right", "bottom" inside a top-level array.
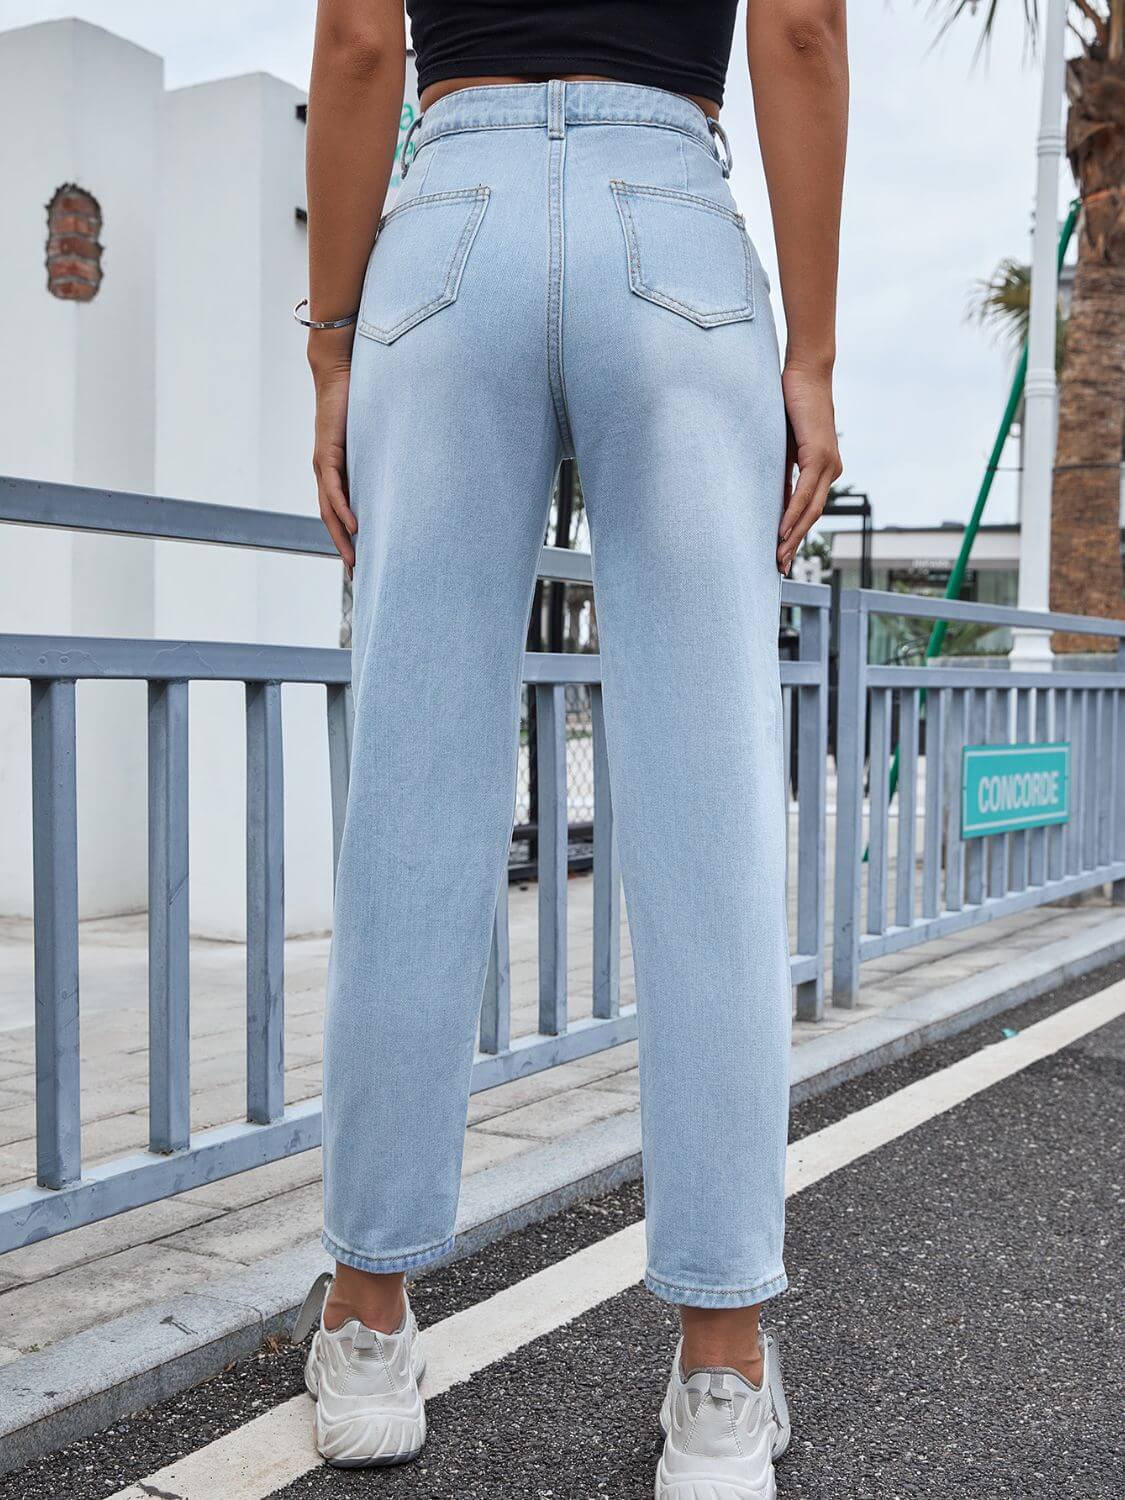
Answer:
[{"left": 546, "top": 131, "right": 576, "bottom": 456}]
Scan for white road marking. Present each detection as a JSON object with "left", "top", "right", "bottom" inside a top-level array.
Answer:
[
  {"left": 786, "top": 980, "right": 1124, "bottom": 1195},
  {"left": 110, "top": 980, "right": 1125, "bottom": 1500}
]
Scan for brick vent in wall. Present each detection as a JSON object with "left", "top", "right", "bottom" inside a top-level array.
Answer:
[{"left": 46, "top": 184, "right": 103, "bottom": 301}]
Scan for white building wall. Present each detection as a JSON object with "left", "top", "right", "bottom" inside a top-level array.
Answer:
[
  {"left": 155, "top": 73, "right": 338, "bottom": 939},
  {"left": 0, "top": 23, "right": 411, "bottom": 938},
  {"left": 0, "top": 20, "right": 160, "bottom": 918}
]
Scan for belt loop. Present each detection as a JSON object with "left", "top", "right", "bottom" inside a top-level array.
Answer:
[
  {"left": 547, "top": 78, "right": 565, "bottom": 139},
  {"left": 708, "top": 117, "right": 733, "bottom": 179},
  {"left": 399, "top": 111, "right": 424, "bottom": 180}
]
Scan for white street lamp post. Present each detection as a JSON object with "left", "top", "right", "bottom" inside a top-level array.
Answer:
[{"left": 1012, "top": 0, "right": 1069, "bottom": 665}]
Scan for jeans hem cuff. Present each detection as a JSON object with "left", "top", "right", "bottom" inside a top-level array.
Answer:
[
  {"left": 321, "top": 1229, "right": 456, "bottom": 1275},
  {"left": 644, "top": 1267, "right": 789, "bottom": 1309}
]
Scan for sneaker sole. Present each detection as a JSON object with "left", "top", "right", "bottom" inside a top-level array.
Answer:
[
  {"left": 307, "top": 1346, "right": 427, "bottom": 1467},
  {"left": 316, "top": 1410, "right": 426, "bottom": 1469},
  {"left": 654, "top": 1457, "right": 777, "bottom": 1500}
]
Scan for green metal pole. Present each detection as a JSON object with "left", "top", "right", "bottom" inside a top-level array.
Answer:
[{"left": 882, "top": 197, "right": 1080, "bottom": 806}]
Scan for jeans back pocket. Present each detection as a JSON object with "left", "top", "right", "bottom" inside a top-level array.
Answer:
[
  {"left": 358, "top": 186, "right": 490, "bottom": 345},
  {"left": 611, "top": 181, "right": 755, "bottom": 329}
]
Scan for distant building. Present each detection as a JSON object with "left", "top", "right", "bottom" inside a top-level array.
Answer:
[
  {"left": 0, "top": 19, "right": 417, "bottom": 936},
  {"left": 828, "top": 522, "right": 1019, "bottom": 601},
  {"left": 827, "top": 441, "right": 1125, "bottom": 662},
  {"left": 825, "top": 522, "right": 1019, "bottom": 662}
]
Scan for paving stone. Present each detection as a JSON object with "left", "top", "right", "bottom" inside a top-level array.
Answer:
[
  {"left": 0, "top": 1244, "right": 234, "bottom": 1352},
  {"left": 0, "top": 1060, "right": 33, "bottom": 1091},
  {"left": 0, "top": 1196, "right": 220, "bottom": 1283},
  {"left": 0, "top": 1101, "right": 33, "bottom": 1149},
  {"left": 466, "top": 1053, "right": 639, "bottom": 1124},
  {"left": 472, "top": 1085, "right": 637, "bottom": 1141},
  {"left": 591, "top": 1068, "right": 640, "bottom": 1098},
  {"left": 187, "top": 1066, "right": 321, "bottom": 1135},
  {"left": 860, "top": 952, "right": 926, "bottom": 976},
  {"left": 178, "top": 1150, "right": 324, "bottom": 1212},
  {"left": 461, "top": 1128, "right": 535, "bottom": 1176},
  {"left": 569, "top": 1039, "right": 639, "bottom": 1073},
  {"left": 166, "top": 1184, "right": 323, "bottom": 1264},
  {"left": 4, "top": 1112, "right": 213, "bottom": 1183},
  {"left": 0, "top": 1153, "right": 30, "bottom": 1190},
  {"left": 0, "top": 1025, "right": 81, "bottom": 1060},
  {"left": 913, "top": 959, "right": 995, "bottom": 982}
]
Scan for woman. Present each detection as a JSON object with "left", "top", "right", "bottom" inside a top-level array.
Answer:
[{"left": 296, "top": 1, "right": 846, "bottom": 1493}]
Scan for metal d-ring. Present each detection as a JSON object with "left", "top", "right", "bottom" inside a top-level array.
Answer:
[
  {"left": 399, "top": 111, "right": 424, "bottom": 180},
  {"left": 708, "top": 117, "right": 734, "bottom": 179}
]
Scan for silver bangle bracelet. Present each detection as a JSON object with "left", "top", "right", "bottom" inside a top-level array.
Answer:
[{"left": 293, "top": 299, "right": 359, "bottom": 330}]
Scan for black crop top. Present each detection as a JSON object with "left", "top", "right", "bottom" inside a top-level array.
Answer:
[{"left": 406, "top": 1, "right": 740, "bottom": 108}]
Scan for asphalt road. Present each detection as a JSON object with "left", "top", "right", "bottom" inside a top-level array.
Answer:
[{"left": 4, "top": 958, "right": 1123, "bottom": 1500}]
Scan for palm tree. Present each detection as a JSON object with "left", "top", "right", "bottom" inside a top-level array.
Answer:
[
  {"left": 927, "top": 0, "right": 1125, "bottom": 650},
  {"left": 970, "top": 256, "right": 1069, "bottom": 369}
]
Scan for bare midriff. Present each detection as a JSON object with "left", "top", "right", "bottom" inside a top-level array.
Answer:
[{"left": 419, "top": 74, "right": 720, "bottom": 121}]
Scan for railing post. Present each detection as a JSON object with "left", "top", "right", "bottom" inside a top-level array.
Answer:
[
  {"left": 920, "top": 687, "right": 945, "bottom": 919},
  {"left": 943, "top": 689, "right": 966, "bottom": 910},
  {"left": 536, "top": 682, "right": 568, "bottom": 1035},
  {"left": 590, "top": 684, "right": 620, "bottom": 1020},
  {"left": 148, "top": 680, "right": 191, "bottom": 1154},
  {"left": 246, "top": 681, "right": 285, "bottom": 1123},
  {"left": 964, "top": 690, "right": 988, "bottom": 905},
  {"left": 866, "top": 688, "right": 891, "bottom": 935},
  {"left": 795, "top": 598, "right": 828, "bottom": 1021},
  {"left": 1029, "top": 687, "right": 1050, "bottom": 887},
  {"left": 1010, "top": 687, "right": 1032, "bottom": 894},
  {"left": 895, "top": 688, "right": 920, "bottom": 929},
  {"left": 832, "top": 590, "right": 866, "bottom": 1007},
  {"left": 30, "top": 678, "right": 82, "bottom": 1189}
]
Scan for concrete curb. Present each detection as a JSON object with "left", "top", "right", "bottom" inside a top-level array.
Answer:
[
  {"left": 2, "top": 912, "right": 1124, "bottom": 1475},
  {"left": 791, "top": 913, "right": 1125, "bottom": 1102}
]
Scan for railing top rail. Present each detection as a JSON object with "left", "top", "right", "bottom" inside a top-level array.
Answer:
[
  {"left": 540, "top": 546, "right": 591, "bottom": 584},
  {"left": 2, "top": 478, "right": 844, "bottom": 598},
  {"left": 867, "top": 663, "right": 1125, "bottom": 691},
  {"left": 780, "top": 579, "right": 831, "bottom": 608},
  {"left": 0, "top": 635, "right": 609, "bottom": 686},
  {"left": 0, "top": 477, "right": 595, "bottom": 584},
  {"left": 1, "top": 475, "right": 335, "bottom": 558},
  {"left": 843, "top": 586, "right": 1125, "bottom": 640},
  {"left": 0, "top": 634, "right": 352, "bottom": 684}
]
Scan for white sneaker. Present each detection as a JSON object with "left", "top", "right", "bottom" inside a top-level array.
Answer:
[
  {"left": 656, "top": 1330, "right": 791, "bottom": 1500},
  {"left": 293, "top": 1272, "right": 427, "bottom": 1468}
]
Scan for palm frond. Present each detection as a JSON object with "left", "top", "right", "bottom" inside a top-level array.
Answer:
[
  {"left": 968, "top": 257, "right": 1069, "bottom": 373},
  {"left": 921, "top": 0, "right": 1040, "bottom": 59},
  {"left": 922, "top": 1, "right": 1118, "bottom": 58},
  {"left": 969, "top": 259, "right": 1031, "bottom": 347}
]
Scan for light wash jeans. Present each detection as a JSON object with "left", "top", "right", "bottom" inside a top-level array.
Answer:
[{"left": 324, "top": 81, "right": 791, "bottom": 1309}]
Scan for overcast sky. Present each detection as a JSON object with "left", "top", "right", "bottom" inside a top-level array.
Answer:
[{"left": 0, "top": 1, "right": 1071, "bottom": 531}]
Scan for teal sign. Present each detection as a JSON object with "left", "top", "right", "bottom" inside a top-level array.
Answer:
[{"left": 961, "top": 743, "right": 1070, "bottom": 838}]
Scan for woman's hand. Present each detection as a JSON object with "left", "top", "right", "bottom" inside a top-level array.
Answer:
[
  {"left": 777, "top": 363, "right": 842, "bottom": 576},
  {"left": 309, "top": 331, "right": 358, "bottom": 573}
]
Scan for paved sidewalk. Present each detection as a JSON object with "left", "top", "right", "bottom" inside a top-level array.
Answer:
[{"left": 0, "top": 872, "right": 1119, "bottom": 1370}]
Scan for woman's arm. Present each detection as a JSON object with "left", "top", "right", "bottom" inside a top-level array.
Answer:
[
  {"left": 746, "top": 0, "right": 848, "bottom": 572},
  {"left": 306, "top": 0, "right": 406, "bottom": 568}
]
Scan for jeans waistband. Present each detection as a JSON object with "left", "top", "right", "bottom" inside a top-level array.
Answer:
[{"left": 409, "top": 80, "right": 729, "bottom": 172}]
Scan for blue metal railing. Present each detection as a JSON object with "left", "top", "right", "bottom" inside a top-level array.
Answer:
[{"left": 832, "top": 589, "right": 1125, "bottom": 1006}]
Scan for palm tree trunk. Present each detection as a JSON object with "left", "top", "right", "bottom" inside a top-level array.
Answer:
[{"left": 1049, "top": 51, "right": 1125, "bottom": 651}]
